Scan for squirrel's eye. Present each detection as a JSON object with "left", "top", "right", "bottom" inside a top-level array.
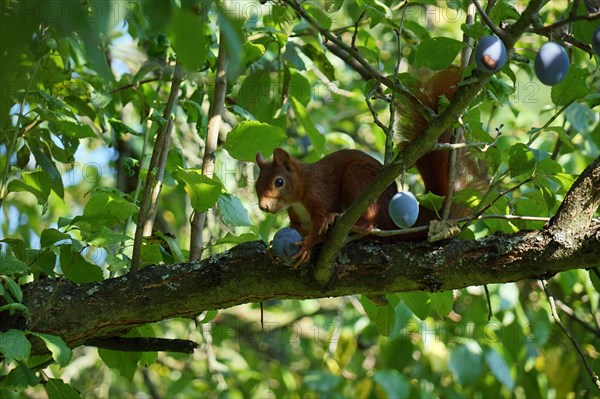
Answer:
[{"left": 274, "top": 178, "right": 284, "bottom": 188}]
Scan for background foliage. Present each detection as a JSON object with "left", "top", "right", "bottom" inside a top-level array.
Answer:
[{"left": 1, "top": 0, "right": 599, "bottom": 397}]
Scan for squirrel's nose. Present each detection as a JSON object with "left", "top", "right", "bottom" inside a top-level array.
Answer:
[{"left": 259, "top": 202, "right": 269, "bottom": 212}]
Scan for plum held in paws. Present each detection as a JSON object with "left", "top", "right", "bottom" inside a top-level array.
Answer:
[
  {"left": 474, "top": 35, "right": 507, "bottom": 73},
  {"left": 272, "top": 227, "right": 302, "bottom": 264},
  {"left": 388, "top": 191, "right": 419, "bottom": 229},
  {"left": 534, "top": 42, "right": 570, "bottom": 86}
]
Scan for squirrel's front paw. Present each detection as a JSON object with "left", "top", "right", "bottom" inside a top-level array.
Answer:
[
  {"left": 291, "top": 240, "right": 314, "bottom": 268},
  {"left": 318, "top": 213, "right": 338, "bottom": 235}
]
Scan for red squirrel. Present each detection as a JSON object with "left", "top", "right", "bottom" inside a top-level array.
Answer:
[{"left": 255, "top": 67, "right": 468, "bottom": 265}]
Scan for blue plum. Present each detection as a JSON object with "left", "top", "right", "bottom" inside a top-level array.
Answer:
[
  {"left": 474, "top": 35, "right": 507, "bottom": 73},
  {"left": 534, "top": 42, "right": 570, "bottom": 86},
  {"left": 388, "top": 191, "right": 419, "bottom": 229},
  {"left": 272, "top": 227, "right": 302, "bottom": 264}
]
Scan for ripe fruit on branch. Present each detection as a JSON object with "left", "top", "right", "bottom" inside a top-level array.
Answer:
[
  {"left": 534, "top": 42, "right": 570, "bottom": 86},
  {"left": 474, "top": 35, "right": 507, "bottom": 73},
  {"left": 388, "top": 191, "right": 419, "bottom": 229}
]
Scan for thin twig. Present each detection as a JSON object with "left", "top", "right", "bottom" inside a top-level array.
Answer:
[
  {"left": 131, "top": 62, "right": 184, "bottom": 272},
  {"left": 442, "top": 128, "right": 460, "bottom": 221},
  {"left": 472, "top": 0, "right": 508, "bottom": 40},
  {"left": 473, "top": 177, "right": 534, "bottom": 220},
  {"left": 432, "top": 129, "right": 501, "bottom": 152},
  {"left": 534, "top": 10, "right": 600, "bottom": 35},
  {"left": 109, "top": 77, "right": 161, "bottom": 94},
  {"left": 385, "top": 2, "right": 407, "bottom": 164},
  {"left": 189, "top": 28, "right": 229, "bottom": 262},
  {"left": 363, "top": 214, "right": 551, "bottom": 238},
  {"left": 462, "top": 3, "right": 477, "bottom": 69},
  {"left": 282, "top": 0, "right": 431, "bottom": 116},
  {"left": 351, "top": 11, "right": 366, "bottom": 49},
  {"left": 554, "top": 298, "right": 600, "bottom": 339},
  {"left": 541, "top": 280, "right": 600, "bottom": 390},
  {"left": 484, "top": 285, "right": 493, "bottom": 320},
  {"left": 365, "top": 86, "right": 389, "bottom": 134}
]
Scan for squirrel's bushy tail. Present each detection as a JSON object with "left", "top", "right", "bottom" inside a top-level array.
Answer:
[{"left": 394, "top": 67, "right": 487, "bottom": 207}]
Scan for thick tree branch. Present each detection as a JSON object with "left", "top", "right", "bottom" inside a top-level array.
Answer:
[{"left": 4, "top": 216, "right": 600, "bottom": 355}]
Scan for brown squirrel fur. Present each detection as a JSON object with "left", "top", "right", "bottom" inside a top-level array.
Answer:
[{"left": 255, "top": 67, "right": 473, "bottom": 265}]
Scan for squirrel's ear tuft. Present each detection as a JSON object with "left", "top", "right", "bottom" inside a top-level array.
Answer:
[
  {"left": 256, "top": 152, "right": 267, "bottom": 169},
  {"left": 273, "top": 148, "right": 290, "bottom": 165}
]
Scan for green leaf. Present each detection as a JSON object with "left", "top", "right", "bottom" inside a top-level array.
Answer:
[
  {"left": 242, "top": 42, "right": 265, "bottom": 67},
  {"left": 508, "top": 143, "right": 535, "bottom": 179},
  {"left": 415, "top": 37, "right": 464, "bottom": 70},
  {"left": 45, "top": 378, "right": 82, "bottom": 399},
  {"left": 0, "top": 329, "right": 31, "bottom": 361},
  {"left": 416, "top": 192, "right": 445, "bottom": 213},
  {"left": 88, "top": 226, "right": 131, "bottom": 248},
  {"left": 537, "top": 157, "right": 563, "bottom": 176},
  {"left": 290, "top": 97, "right": 325, "bottom": 156},
  {"left": 284, "top": 41, "right": 313, "bottom": 71},
  {"left": 2, "top": 275, "right": 23, "bottom": 302},
  {"left": 231, "top": 105, "right": 256, "bottom": 121},
  {"left": 430, "top": 291, "right": 454, "bottom": 317},
  {"left": 109, "top": 119, "right": 141, "bottom": 136},
  {"left": 41, "top": 228, "right": 71, "bottom": 248},
  {"left": 7, "top": 170, "right": 52, "bottom": 205},
  {"left": 373, "top": 369, "right": 411, "bottom": 399},
  {"left": 551, "top": 67, "right": 589, "bottom": 106},
  {"left": 2, "top": 360, "right": 40, "bottom": 388},
  {"left": 485, "top": 348, "right": 515, "bottom": 390},
  {"left": 0, "top": 253, "right": 29, "bottom": 275},
  {"left": 289, "top": 69, "right": 311, "bottom": 107},
  {"left": 80, "top": 190, "right": 138, "bottom": 227},
  {"left": 174, "top": 169, "right": 223, "bottom": 213},
  {"left": 398, "top": 291, "right": 432, "bottom": 320},
  {"left": 155, "top": 231, "right": 184, "bottom": 263},
  {"left": 60, "top": 246, "right": 104, "bottom": 283},
  {"left": 26, "top": 137, "right": 64, "bottom": 198},
  {"left": 0, "top": 303, "right": 30, "bottom": 316},
  {"left": 449, "top": 342, "right": 483, "bottom": 385},
  {"left": 564, "top": 102, "right": 597, "bottom": 133},
  {"left": 301, "top": 43, "right": 336, "bottom": 81},
  {"left": 214, "top": 232, "right": 258, "bottom": 246},
  {"left": 98, "top": 348, "right": 141, "bottom": 381},
  {"left": 360, "top": 296, "right": 396, "bottom": 336},
  {"left": 237, "top": 69, "right": 280, "bottom": 123},
  {"left": 169, "top": 9, "right": 209, "bottom": 71},
  {"left": 218, "top": 194, "right": 252, "bottom": 227},
  {"left": 36, "top": 107, "right": 96, "bottom": 138},
  {"left": 304, "top": 3, "right": 332, "bottom": 29},
  {"left": 222, "top": 121, "right": 286, "bottom": 162},
  {"left": 303, "top": 371, "right": 341, "bottom": 393},
  {"left": 29, "top": 332, "right": 72, "bottom": 367}
]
